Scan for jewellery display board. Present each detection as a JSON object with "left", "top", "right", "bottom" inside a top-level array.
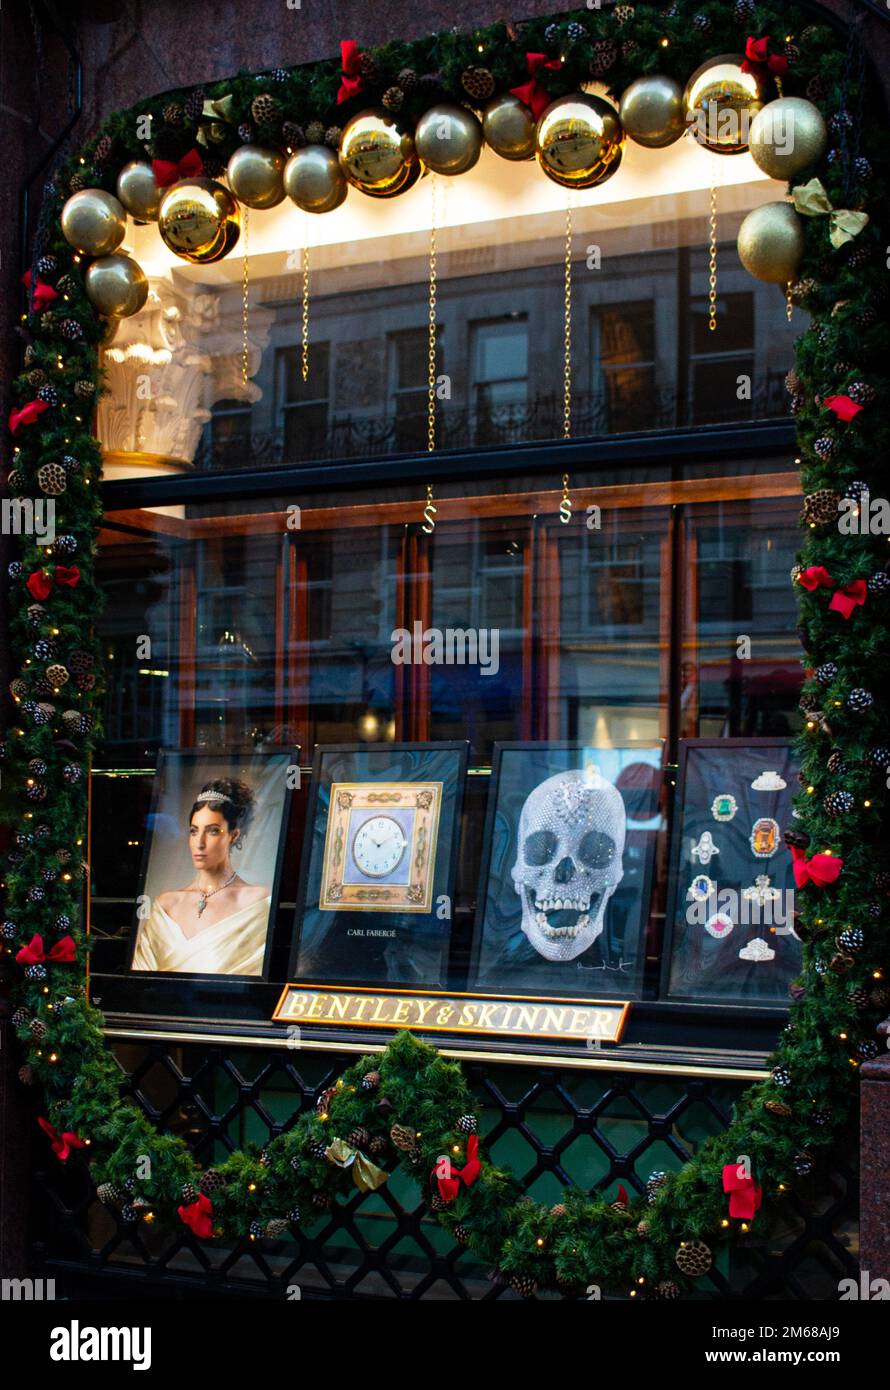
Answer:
[
  {"left": 290, "top": 743, "right": 468, "bottom": 988},
  {"left": 661, "top": 738, "right": 801, "bottom": 1006},
  {"left": 470, "top": 742, "right": 663, "bottom": 999}
]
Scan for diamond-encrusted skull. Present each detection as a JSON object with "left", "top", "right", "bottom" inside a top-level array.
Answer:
[{"left": 511, "top": 769, "right": 626, "bottom": 961}]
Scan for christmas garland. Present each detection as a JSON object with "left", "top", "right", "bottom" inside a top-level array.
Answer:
[{"left": 3, "top": 0, "right": 890, "bottom": 1298}]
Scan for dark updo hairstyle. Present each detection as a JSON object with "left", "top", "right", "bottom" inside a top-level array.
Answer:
[{"left": 189, "top": 779, "right": 257, "bottom": 845}]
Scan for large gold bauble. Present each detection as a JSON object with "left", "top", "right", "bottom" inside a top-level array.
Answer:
[
  {"left": 737, "top": 202, "right": 805, "bottom": 283},
  {"left": 339, "top": 109, "right": 421, "bottom": 198},
  {"left": 535, "top": 93, "right": 624, "bottom": 189},
  {"left": 158, "top": 178, "right": 241, "bottom": 263},
  {"left": 61, "top": 189, "right": 127, "bottom": 256},
  {"left": 748, "top": 97, "right": 828, "bottom": 181},
  {"left": 684, "top": 54, "right": 766, "bottom": 154},
  {"left": 84, "top": 253, "right": 148, "bottom": 318},
  {"left": 414, "top": 103, "right": 483, "bottom": 176},
  {"left": 226, "top": 145, "right": 286, "bottom": 209},
  {"left": 482, "top": 93, "right": 537, "bottom": 161},
  {"left": 116, "top": 161, "right": 161, "bottom": 221},
  {"left": 619, "top": 74, "right": 685, "bottom": 149},
  {"left": 283, "top": 146, "right": 348, "bottom": 213}
]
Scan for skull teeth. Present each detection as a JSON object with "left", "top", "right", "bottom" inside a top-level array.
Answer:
[
  {"left": 534, "top": 897, "right": 590, "bottom": 912},
  {"left": 534, "top": 911, "right": 591, "bottom": 939}
]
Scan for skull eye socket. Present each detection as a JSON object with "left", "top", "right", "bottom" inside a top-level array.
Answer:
[
  {"left": 578, "top": 830, "right": 616, "bottom": 870},
  {"left": 524, "top": 830, "right": 558, "bottom": 866}
]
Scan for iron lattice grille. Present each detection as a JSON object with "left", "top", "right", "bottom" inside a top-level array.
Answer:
[{"left": 29, "top": 1041, "right": 858, "bottom": 1301}]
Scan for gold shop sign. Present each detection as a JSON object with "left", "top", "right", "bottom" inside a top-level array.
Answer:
[{"left": 273, "top": 985, "right": 630, "bottom": 1044}]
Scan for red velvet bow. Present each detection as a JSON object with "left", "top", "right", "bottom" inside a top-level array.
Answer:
[
  {"left": 741, "top": 35, "right": 789, "bottom": 77},
  {"left": 151, "top": 148, "right": 204, "bottom": 188},
  {"left": 824, "top": 394, "right": 863, "bottom": 422},
  {"left": 9, "top": 400, "right": 50, "bottom": 434},
  {"left": 178, "top": 1193, "right": 214, "bottom": 1238},
  {"left": 337, "top": 39, "right": 365, "bottom": 105},
  {"left": 790, "top": 845, "right": 843, "bottom": 889},
  {"left": 433, "top": 1135, "right": 481, "bottom": 1204},
  {"left": 16, "top": 934, "right": 77, "bottom": 965},
  {"left": 25, "top": 566, "right": 80, "bottom": 601},
  {"left": 797, "top": 566, "right": 866, "bottom": 618},
  {"left": 722, "top": 1164, "right": 763, "bottom": 1220},
  {"left": 510, "top": 52, "right": 563, "bottom": 120},
  {"left": 38, "top": 1116, "right": 87, "bottom": 1161},
  {"left": 23, "top": 270, "right": 59, "bottom": 311}
]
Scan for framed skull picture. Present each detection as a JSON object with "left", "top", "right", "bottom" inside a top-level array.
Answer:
[
  {"left": 470, "top": 742, "right": 664, "bottom": 998},
  {"left": 290, "top": 742, "right": 468, "bottom": 988}
]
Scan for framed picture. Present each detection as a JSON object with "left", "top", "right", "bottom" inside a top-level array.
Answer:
[
  {"left": 128, "top": 748, "right": 297, "bottom": 981},
  {"left": 661, "top": 738, "right": 801, "bottom": 1006},
  {"left": 291, "top": 742, "right": 468, "bottom": 987},
  {"left": 470, "top": 742, "right": 664, "bottom": 999}
]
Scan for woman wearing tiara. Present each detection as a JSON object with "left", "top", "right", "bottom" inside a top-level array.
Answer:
[{"left": 132, "top": 778, "right": 272, "bottom": 976}]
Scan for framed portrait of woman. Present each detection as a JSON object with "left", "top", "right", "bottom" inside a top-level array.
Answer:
[{"left": 127, "top": 748, "right": 297, "bottom": 983}]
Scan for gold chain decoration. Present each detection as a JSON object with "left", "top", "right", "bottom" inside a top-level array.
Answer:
[
  {"left": 559, "top": 473, "right": 572, "bottom": 525},
  {"left": 708, "top": 180, "right": 718, "bottom": 334},
  {"left": 301, "top": 243, "right": 310, "bottom": 384},
  {"left": 427, "top": 172, "right": 438, "bottom": 454},
  {"left": 785, "top": 282, "right": 794, "bottom": 323},
  {"left": 421, "top": 482, "right": 437, "bottom": 535},
  {"left": 563, "top": 198, "right": 573, "bottom": 440},
  {"left": 241, "top": 207, "right": 250, "bottom": 386}
]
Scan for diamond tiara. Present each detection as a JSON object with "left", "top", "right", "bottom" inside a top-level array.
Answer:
[{"left": 196, "top": 790, "right": 231, "bottom": 805}]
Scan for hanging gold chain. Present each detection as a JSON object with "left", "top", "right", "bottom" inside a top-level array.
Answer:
[
  {"left": 785, "top": 282, "right": 794, "bottom": 323},
  {"left": 559, "top": 472, "right": 572, "bottom": 525},
  {"left": 301, "top": 243, "right": 310, "bottom": 384},
  {"left": 563, "top": 199, "right": 573, "bottom": 440},
  {"left": 241, "top": 207, "right": 250, "bottom": 386},
  {"left": 422, "top": 481, "right": 437, "bottom": 535},
  {"left": 708, "top": 181, "right": 718, "bottom": 334},
  {"left": 427, "top": 173, "right": 438, "bottom": 454}
]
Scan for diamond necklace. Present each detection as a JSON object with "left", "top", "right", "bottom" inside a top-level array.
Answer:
[{"left": 192, "top": 869, "right": 237, "bottom": 918}]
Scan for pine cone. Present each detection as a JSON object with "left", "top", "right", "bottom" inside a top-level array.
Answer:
[
  {"left": 382, "top": 86, "right": 404, "bottom": 113},
  {"left": 74, "top": 379, "right": 95, "bottom": 398},
  {"left": 398, "top": 67, "right": 418, "bottom": 93},
  {"left": 184, "top": 89, "right": 205, "bottom": 124},
  {"left": 324, "top": 126, "right": 342, "bottom": 149},
  {"left": 358, "top": 53, "right": 379, "bottom": 83},
  {"left": 456, "top": 1114, "right": 477, "bottom": 1134},
  {"left": 251, "top": 93, "right": 278, "bottom": 128},
  {"left": 198, "top": 1169, "right": 224, "bottom": 1195},
  {"left": 360, "top": 1070, "right": 380, "bottom": 1093},
  {"left": 390, "top": 1123, "right": 416, "bottom": 1151},
  {"left": 510, "top": 1272, "right": 538, "bottom": 1298},
  {"left": 93, "top": 134, "right": 113, "bottom": 165},
  {"left": 305, "top": 120, "right": 325, "bottom": 144},
  {"left": 180, "top": 1182, "right": 198, "bottom": 1204},
  {"left": 346, "top": 1126, "right": 370, "bottom": 1150},
  {"left": 237, "top": 122, "right": 254, "bottom": 144},
  {"left": 163, "top": 102, "right": 185, "bottom": 127},
  {"left": 97, "top": 1182, "right": 121, "bottom": 1205},
  {"left": 266, "top": 1217, "right": 289, "bottom": 1238},
  {"left": 282, "top": 120, "right": 305, "bottom": 148},
  {"left": 461, "top": 67, "right": 495, "bottom": 101},
  {"left": 589, "top": 39, "right": 618, "bottom": 77},
  {"left": 675, "top": 1239, "right": 712, "bottom": 1276}
]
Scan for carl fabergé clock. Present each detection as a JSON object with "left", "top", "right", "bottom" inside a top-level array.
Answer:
[{"left": 319, "top": 782, "right": 442, "bottom": 912}]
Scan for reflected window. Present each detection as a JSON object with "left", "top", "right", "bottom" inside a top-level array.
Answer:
[
  {"left": 471, "top": 317, "right": 528, "bottom": 445},
  {"left": 689, "top": 292, "right": 754, "bottom": 425},
  {"left": 205, "top": 398, "right": 252, "bottom": 470},
  {"left": 592, "top": 302, "right": 656, "bottom": 434},
  {"left": 278, "top": 343, "right": 330, "bottom": 462},
  {"left": 389, "top": 327, "right": 436, "bottom": 454}
]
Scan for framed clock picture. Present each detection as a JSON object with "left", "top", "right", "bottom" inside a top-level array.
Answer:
[
  {"left": 291, "top": 743, "right": 468, "bottom": 988},
  {"left": 661, "top": 738, "right": 801, "bottom": 1007}
]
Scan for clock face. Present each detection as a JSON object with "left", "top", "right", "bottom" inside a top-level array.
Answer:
[{"left": 352, "top": 815, "right": 408, "bottom": 878}]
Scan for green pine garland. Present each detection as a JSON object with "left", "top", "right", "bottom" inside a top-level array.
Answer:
[{"left": 2, "top": 0, "right": 889, "bottom": 1298}]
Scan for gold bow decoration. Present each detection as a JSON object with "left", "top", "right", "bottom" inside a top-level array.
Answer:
[
  {"left": 791, "top": 178, "right": 869, "bottom": 249},
  {"left": 197, "top": 95, "right": 236, "bottom": 147},
  {"left": 325, "top": 1138, "right": 388, "bottom": 1192}
]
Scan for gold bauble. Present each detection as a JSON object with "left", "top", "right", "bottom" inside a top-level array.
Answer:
[
  {"left": 535, "top": 93, "right": 624, "bottom": 189},
  {"left": 226, "top": 145, "right": 286, "bottom": 209},
  {"left": 684, "top": 55, "right": 766, "bottom": 154},
  {"left": 60, "top": 189, "right": 127, "bottom": 256},
  {"left": 749, "top": 97, "right": 828, "bottom": 181},
  {"left": 338, "top": 109, "right": 421, "bottom": 198},
  {"left": 737, "top": 202, "right": 805, "bottom": 283},
  {"left": 482, "top": 93, "right": 537, "bottom": 161},
  {"left": 619, "top": 74, "right": 685, "bottom": 149},
  {"left": 116, "top": 161, "right": 161, "bottom": 221},
  {"left": 158, "top": 178, "right": 240, "bottom": 264},
  {"left": 84, "top": 253, "right": 148, "bottom": 318},
  {"left": 414, "top": 103, "right": 483, "bottom": 176},
  {"left": 283, "top": 145, "right": 348, "bottom": 214}
]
